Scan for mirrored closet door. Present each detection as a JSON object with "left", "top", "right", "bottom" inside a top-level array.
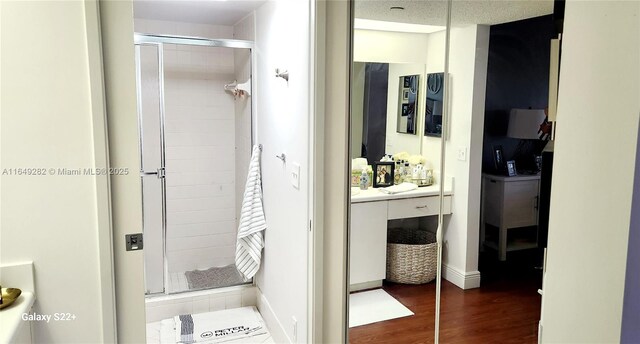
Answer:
[
  {"left": 434, "top": 1, "right": 556, "bottom": 342},
  {"left": 346, "top": 1, "right": 450, "bottom": 342},
  {"left": 346, "top": 0, "right": 558, "bottom": 342}
]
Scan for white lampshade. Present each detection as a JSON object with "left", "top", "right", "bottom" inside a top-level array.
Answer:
[{"left": 507, "top": 109, "right": 546, "bottom": 139}]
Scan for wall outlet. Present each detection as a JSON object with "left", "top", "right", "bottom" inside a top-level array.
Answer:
[
  {"left": 291, "top": 163, "right": 300, "bottom": 189},
  {"left": 292, "top": 316, "right": 297, "bottom": 342},
  {"left": 457, "top": 147, "right": 467, "bottom": 161}
]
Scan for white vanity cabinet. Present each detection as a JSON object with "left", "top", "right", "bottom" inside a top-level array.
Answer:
[
  {"left": 350, "top": 185, "right": 452, "bottom": 290},
  {"left": 350, "top": 201, "right": 389, "bottom": 286}
]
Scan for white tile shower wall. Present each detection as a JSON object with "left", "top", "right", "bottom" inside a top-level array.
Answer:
[
  {"left": 134, "top": 19, "right": 241, "bottom": 273},
  {"left": 145, "top": 286, "right": 258, "bottom": 323},
  {"left": 233, "top": 13, "right": 255, "bottom": 222}
]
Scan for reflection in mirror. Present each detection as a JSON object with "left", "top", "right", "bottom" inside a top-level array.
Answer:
[
  {"left": 348, "top": 1, "right": 448, "bottom": 343},
  {"left": 425, "top": 73, "right": 444, "bottom": 137},
  {"left": 351, "top": 62, "right": 427, "bottom": 164},
  {"left": 397, "top": 75, "right": 419, "bottom": 135},
  {"left": 350, "top": 62, "right": 389, "bottom": 163},
  {"left": 438, "top": 0, "right": 556, "bottom": 343}
]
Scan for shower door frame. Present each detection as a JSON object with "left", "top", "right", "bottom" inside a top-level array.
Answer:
[
  {"left": 134, "top": 33, "right": 256, "bottom": 296},
  {"left": 134, "top": 41, "right": 167, "bottom": 295}
]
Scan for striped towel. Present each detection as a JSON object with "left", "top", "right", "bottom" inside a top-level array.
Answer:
[{"left": 235, "top": 145, "right": 267, "bottom": 280}]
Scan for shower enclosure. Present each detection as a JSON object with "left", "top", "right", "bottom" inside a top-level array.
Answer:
[{"left": 134, "top": 33, "right": 255, "bottom": 295}]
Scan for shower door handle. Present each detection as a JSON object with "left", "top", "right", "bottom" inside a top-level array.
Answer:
[{"left": 140, "top": 167, "right": 165, "bottom": 179}]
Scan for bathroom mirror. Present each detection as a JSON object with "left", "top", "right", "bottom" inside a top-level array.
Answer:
[
  {"left": 397, "top": 74, "right": 419, "bottom": 135},
  {"left": 425, "top": 72, "right": 444, "bottom": 137},
  {"left": 350, "top": 62, "right": 426, "bottom": 164},
  {"left": 348, "top": 1, "right": 449, "bottom": 343}
]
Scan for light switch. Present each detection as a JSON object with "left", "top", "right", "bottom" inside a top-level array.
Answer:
[{"left": 291, "top": 163, "right": 300, "bottom": 189}]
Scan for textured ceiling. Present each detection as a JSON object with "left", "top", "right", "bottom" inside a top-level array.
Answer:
[
  {"left": 355, "top": 0, "right": 554, "bottom": 26},
  {"left": 133, "top": 0, "right": 266, "bottom": 26},
  {"left": 133, "top": 0, "right": 553, "bottom": 28}
]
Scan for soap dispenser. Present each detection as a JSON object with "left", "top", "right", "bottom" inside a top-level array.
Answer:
[{"left": 359, "top": 167, "right": 370, "bottom": 190}]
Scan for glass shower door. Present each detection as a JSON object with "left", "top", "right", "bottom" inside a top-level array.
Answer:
[{"left": 135, "top": 43, "right": 166, "bottom": 295}]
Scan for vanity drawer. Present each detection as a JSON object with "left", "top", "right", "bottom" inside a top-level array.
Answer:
[{"left": 387, "top": 195, "right": 452, "bottom": 219}]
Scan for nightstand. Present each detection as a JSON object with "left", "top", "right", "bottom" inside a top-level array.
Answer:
[{"left": 481, "top": 173, "right": 540, "bottom": 261}]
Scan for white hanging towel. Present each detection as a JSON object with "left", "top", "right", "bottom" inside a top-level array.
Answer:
[{"left": 235, "top": 145, "right": 267, "bottom": 280}]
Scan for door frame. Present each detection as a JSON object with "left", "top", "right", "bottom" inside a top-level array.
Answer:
[
  {"left": 99, "top": 0, "right": 148, "bottom": 341},
  {"left": 98, "top": 0, "right": 323, "bottom": 342},
  {"left": 84, "top": 0, "right": 118, "bottom": 341}
]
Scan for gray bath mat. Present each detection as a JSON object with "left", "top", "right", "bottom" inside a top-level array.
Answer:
[{"left": 185, "top": 264, "right": 247, "bottom": 290}]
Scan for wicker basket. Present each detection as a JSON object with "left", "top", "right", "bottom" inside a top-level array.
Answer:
[{"left": 386, "top": 228, "right": 437, "bottom": 284}]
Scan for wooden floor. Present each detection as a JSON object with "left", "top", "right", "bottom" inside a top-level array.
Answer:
[{"left": 349, "top": 251, "right": 542, "bottom": 344}]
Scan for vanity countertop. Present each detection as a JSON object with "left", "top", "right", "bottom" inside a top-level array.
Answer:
[{"left": 351, "top": 181, "right": 452, "bottom": 203}]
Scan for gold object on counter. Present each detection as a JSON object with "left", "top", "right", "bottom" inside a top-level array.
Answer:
[{"left": 0, "top": 287, "right": 22, "bottom": 310}]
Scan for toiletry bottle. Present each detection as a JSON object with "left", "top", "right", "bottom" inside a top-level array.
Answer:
[
  {"left": 394, "top": 161, "right": 402, "bottom": 185},
  {"left": 359, "top": 168, "right": 369, "bottom": 190},
  {"left": 404, "top": 162, "right": 411, "bottom": 182},
  {"left": 412, "top": 165, "right": 421, "bottom": 184}
]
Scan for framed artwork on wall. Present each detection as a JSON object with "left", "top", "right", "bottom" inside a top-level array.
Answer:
[
  {"left": 397, "top": 75, "right": 419, "bottom": 135},
  {"left": 506, "top": 160, "right": 518, "bottom": 176}
]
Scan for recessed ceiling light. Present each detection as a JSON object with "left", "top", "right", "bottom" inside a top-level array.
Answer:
[
  {"left": 354, "top": 19, "right": 445, "bottom": 34},
  {"left": 390, "top": 6, "right": 405, "bottom": 11}
]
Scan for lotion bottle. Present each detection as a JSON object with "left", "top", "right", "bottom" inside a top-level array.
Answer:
[{"left": 359, "top": 168, "right": 369, "bottom": 190}]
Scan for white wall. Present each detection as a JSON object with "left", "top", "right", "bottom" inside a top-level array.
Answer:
[
  {"left": 254, "top": 0, "right": 312, "bottom": 342},
  {"left": 540, "top": 1, "right": 639, "bottom": 341},
  {"left": 440, "top": 24, "right": 489, "bottom": 289},
  {"left": 354, "top": 29, "right": 430, "bottom": 64},
  {"left": 0, "top": 1, "right": 112, "bottom": 341}
]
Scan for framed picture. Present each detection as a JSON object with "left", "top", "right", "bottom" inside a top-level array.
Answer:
[
  {"left": 506, "top": 160, "right": 518, "bottom": 177},
  {"left": 492, "top": 145, "right": 506, "bottom": 173},
  {"left": 401, "top": 104, "right": 410, "bottom": 116},
  {"left": 373, "top": 162, "right": 394, "bottom": 188},
  {"left": 397, "top": 75, "right": 419, "bottom": 135}
]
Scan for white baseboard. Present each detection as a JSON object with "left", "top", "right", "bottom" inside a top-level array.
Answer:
[
  {"left": 256, "top": 287, "right": 291, "bottom": 343},
  {"left": 442, "top": 264, "right": 481, "bottom": 289},
  {"left": 349, "top": 280, "right": 382, "bottom": 292}
]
